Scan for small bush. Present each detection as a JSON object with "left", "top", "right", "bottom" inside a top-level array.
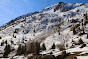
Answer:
[
  {"left": 41, "top": 43, "right": 46, "bottom": 50},
  {"left": 10, "top": 20, "right": 14, "bottom": 23},
  {"left": 1, "top": 41, "right": 4, "bottom": 46},
  {"left": 51, "top": 43, "right": 55, "bottom": 49},
  {"left": 13, "top": 35, "right": 16, "bottom": 38},
  {"left": 14, "top": 28, "right": 19, "bottom": 33},
  {"left": 71, "top": 19, "right": 78, "bottom": 23},
  {"left": 78, "top": 32, "right": 85, "bottom": 36},
  {"left": 5, "top": 40, "right": 7, "bottom": 44},
  {"left": 81, "top": 19, "right": 83, "bottom": 22},
  {"left": 73, "top": 28, "right": 77, "bottom": 35},
  {"left": 71, "top": 23, "right": 80, "bottom": 31},
  {"left": 11, "top": 40, "right": 14, "bottom": 44},
  {"left": 70, "top": 44, "right": 75, "bottom": 48},
  {"left": 84, "top": 20, "right": 88, "bottom": 25},
  {"left": 78, "top": 38, "right": 84, "bottom": 45},
  {"left": 83, "top": 13, "right": 88, "bottom": 25},
  {"left": 87, "top": 34, "right": 88, "bottom": 39},
  {"left": 82, "top": 27, "right": 85, "bottom": 34},
  {"left": 84, "top": 13, "right": 87, "bottom": 20},
  {"left": 32, "top": 12, "right": 39, "bottom": 15},
  {"left": 0, "top": 36, "right": 2, "bottom": 39},
  {"left": 80, "top": 44, "right": 86, "bottom": 48}
]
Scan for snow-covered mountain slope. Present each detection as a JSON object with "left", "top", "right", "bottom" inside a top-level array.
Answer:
[{"left": 0, "top": 2, "right": 88, "bottom": 59}]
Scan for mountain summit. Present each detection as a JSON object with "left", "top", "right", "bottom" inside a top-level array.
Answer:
[{"left": 0, "top": 2, "right": 88, "bottom": 59}]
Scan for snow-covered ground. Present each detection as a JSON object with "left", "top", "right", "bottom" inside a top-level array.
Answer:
[{"left": 0, "top": 2, "right": 88, "bottom": 59}]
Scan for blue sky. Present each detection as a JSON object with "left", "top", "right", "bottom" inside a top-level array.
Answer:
[{"left": 0, "top": 0, "right": 88, "bottom": 26}]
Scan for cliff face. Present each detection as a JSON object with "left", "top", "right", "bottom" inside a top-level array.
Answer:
[{"left": 0, "top": 3, "right": 88, "bottom": 59}]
